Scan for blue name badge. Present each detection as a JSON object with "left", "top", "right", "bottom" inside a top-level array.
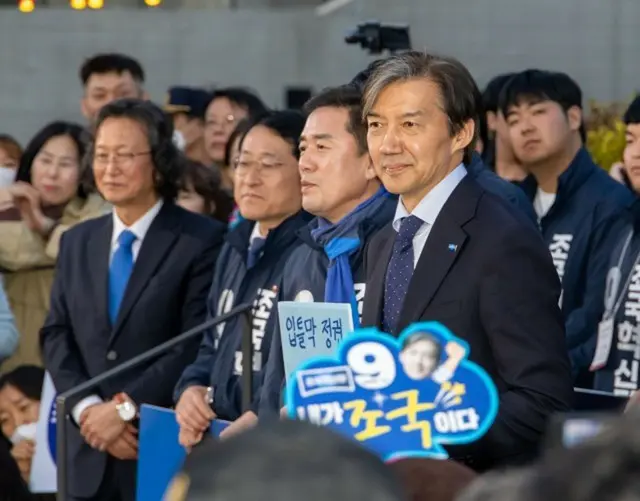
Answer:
[
  {"left": 278, "top": 302, "right": 354, "bottom": 381},
  {"left": 284, "top": 322, "right": 499, "bottom": 461}
]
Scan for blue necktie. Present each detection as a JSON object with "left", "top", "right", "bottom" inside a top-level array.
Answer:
[
  {"left": 247, "top": 237, "right": 266, "bottom": 269},
  {"left": 382, "top": 215, "right": 424, "bottom": 335},
  {"left": 109, "top": 230, "right": 137, "bottom": 324}
]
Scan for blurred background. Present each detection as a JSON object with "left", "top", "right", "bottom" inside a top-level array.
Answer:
[{"left": 0, "top": 0, "right": 637, "bottom": 169}]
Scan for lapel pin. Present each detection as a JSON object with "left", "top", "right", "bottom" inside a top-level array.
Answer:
[{"left": 448, "top": 244, "right": 457, "bottom": 252}]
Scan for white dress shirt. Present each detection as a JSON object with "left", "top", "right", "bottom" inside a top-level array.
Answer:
[
  {"left": 392, "top": 164, "right": 467, "bottom": 268},
  {"left": 72, "top": 200, "right": 164, "bottom": 424},
  {"left": 250, "top": 222, "right": 267, "bottom": 246}
]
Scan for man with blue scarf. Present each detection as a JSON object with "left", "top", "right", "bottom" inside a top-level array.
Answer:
[{"left": 220, "top": 85, "right": 396, "bottom": 437}]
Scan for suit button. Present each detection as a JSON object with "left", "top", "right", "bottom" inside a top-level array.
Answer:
[{"left": 106, "top": 351, "right": 118, "bottom": 361}]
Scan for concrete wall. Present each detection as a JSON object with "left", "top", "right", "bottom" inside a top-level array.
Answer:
[{"left": 0, "top": 0, "right": 638, "bottom": 143}]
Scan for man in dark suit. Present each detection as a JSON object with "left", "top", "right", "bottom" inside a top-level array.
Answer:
[
  {"left": 360, "top": 52, "right": 573, "bottom": 471},
  {"left": 40, "top": 99, "right": 225, "bottom": 501}
]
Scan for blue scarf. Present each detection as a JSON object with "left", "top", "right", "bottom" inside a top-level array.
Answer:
[{"left": 310, "top": 187, "right": 390, "bottom": 329}]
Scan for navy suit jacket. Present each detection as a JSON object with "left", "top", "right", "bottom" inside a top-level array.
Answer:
[
  {"left": 362, "top": 176, "right": 573, "bottom": 472},
  {"left": 40, "top": 202, "right": 225, "bottom": 498}
]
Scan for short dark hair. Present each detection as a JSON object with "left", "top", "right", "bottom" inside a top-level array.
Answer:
[
  {"left": 498, "top": 69, "right": 586, "bottom": 141},
  {"left": 16, "top": 121, "right": 91, "bottom": 199},
  {"left": 482, "top": 73, "right": 515, "bottom": 114},
  {"left": 0, "top": 365, "right": 45, "bottom": 402},
  {"left": 623, "top": 95, "right": 640, "bottom": 125},
  {"left": 179, "top": 159, "right": 234, "bottom": 224},
  {"left": 79, "top": 53, "right": 145, "bottom": 86},
  {"left": 91, "top": 98, "right": 182, "bottom": 201},
  {"left": 223, "top": 119, "right": 251, "bottom": 168},
  {"left": 240, "top": 110, "right": 306, "bottom": 160},
  {"left": 206, "top": 87, "right": 268, "bottom": 119},
  {"left": 498, "top": 69, "right": 583, "bottom": 117},
  {"left": 389, "top": 458, "right": 477, "bottom": 501},
  {"left": 349, "top": 59, "right": 387, "bottom": 91},
  {"left": 363, "top": 51, "right": 483, "bottom": 165},
  {"left": 303, "top": 85, "right": 368, "bottom": 155},
  {"left": 177, "top": 420, "right": 404, "bottom": 501}
]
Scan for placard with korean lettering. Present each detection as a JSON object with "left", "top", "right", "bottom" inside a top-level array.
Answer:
[
  {"left": 278, "top": 302, "right": 354, "bottom": 382},
  {"left": 284, "top": 322, "right": 499, "bottom": 461}
]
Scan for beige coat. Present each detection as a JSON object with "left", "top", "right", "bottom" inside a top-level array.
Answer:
[{"left": 0, "top": 194, "right": 110, "bottom": 371}]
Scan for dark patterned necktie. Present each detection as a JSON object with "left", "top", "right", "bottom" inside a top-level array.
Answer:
[
  {"left": 247, "top": 237, "right": 267, "bottom": 269},
  {"left": 382, "top": 215, "right": 424, "bottom": 335}
]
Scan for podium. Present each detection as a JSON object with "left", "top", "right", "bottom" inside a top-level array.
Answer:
[{"left": 136, "top": 405, "right": 229, "bottom": 501}]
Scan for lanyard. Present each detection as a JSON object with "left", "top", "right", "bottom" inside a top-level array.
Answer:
[{"left": 604, "top": 229, "right": 640, "bottom": 320}]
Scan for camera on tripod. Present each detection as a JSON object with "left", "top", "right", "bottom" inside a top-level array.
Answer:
[{"left": 344, "top": 21, "right": 412, "bottom": 54}]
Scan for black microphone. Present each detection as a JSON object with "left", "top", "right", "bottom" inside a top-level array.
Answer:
[{"left": 55, "top": 302, "right": 254, "bottom": 501}]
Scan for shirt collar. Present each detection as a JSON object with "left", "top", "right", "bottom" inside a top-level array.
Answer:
[
  {"left": 111, "top": 199, "right": 164, "bottom": 247},
  {"left": 392, "top": 163, "right": 467, "bottom": 231},
  {"left": 249, "top": 222, "right": 267, "bottom": 245}
]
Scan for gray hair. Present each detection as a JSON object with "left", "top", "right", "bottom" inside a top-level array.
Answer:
[{"left": 362, "top": 51, "right": 482, "bottom": 165}]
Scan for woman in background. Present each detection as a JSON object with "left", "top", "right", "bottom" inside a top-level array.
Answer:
[
  {"left": 0, "top": 365, "right": 44, "bottom": 484},
  {"left": 177, "top": 159, "right": 234, "bottom": 224},
  {"left": 0, "top": 122, "right": 110, "bottom": 370},
  {"left": 0, "top": 135, "right": 23, "bottom": 189}
]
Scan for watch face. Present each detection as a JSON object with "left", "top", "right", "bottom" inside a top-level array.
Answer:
[{"left": 118, "top": 401, "right": 136, "bottom": 422}]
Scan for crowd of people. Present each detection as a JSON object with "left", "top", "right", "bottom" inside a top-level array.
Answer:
[{"left": 0, "top": 48, "right": 639, "bottom": 500}]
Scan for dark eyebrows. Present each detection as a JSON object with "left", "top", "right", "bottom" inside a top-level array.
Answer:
[
  {"left": 400, "top": 111, "right": 425, "bottom": 119},
  {"left": 365, "top": 110, "right": 425, "bottom": 120},
  {"left": 300, "top": 133, "right": 333, "bottom": 142}
]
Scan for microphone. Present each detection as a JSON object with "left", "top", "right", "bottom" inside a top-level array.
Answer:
[{"left": 55, "top": 302, "right": 254, "bottom": 501}]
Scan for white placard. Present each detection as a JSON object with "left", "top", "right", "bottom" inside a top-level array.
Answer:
[{"left": 30, "top": 372, "right": 57, "bottom": 493}]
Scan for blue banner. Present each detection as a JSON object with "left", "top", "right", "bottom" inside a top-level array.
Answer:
[
  {"left": 284, "top": 322, "right": 499, "bottom": 461},
  {"left": 136, "top": 405, "right": 230, "bottom": 501}
]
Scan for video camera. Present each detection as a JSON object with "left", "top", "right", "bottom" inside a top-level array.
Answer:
[{"left": 344, "top": 21, "right": 412, "bottom": 55}]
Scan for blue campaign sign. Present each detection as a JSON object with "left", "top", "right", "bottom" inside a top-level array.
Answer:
[
  {"left": 278, "top": 302, "right": 355, "bottom": 382},
  {"left": 137, "top": 405, "right": 231, "bottom": 501},
  {"left": 137, "top": 405, "right": 186, "bottom": 501},
  {"left": 211, "top": 419, "right": 231, "bottom": 437},
  {"left": 284, "top": 322, "right": 499, "bottom": 462}
]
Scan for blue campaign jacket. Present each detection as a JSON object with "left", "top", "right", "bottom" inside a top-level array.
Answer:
[
  {"left": 593, "top": 198, "right": 640, "bottom": 395},
  {"left": 174, "top": 211, "right": 312, "bottom": 421},
  {"left": 466, "top": 152, "right": 537, "bottom": 225},
  {"left": 519, "top": 148, "right": 634, "bottom": 373},
  {"left": 257, "top": 195, "right": 397, "bottom": 418}
]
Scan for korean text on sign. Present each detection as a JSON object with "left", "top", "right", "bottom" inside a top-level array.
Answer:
[{"left": 278, "top": 302, "right": 354, "bottom": 381}]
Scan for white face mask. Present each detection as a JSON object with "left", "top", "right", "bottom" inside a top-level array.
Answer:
[
  {"left": 173, "top": 130, "right": 186, "bottom": 152},
  {"left": 0, "top": 166, "right": 15, "bottom": 188},
  {"left": 10, "top": 422, "right": 38, "bottom": 445}
]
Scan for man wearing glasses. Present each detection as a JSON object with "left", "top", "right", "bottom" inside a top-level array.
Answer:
[{"left": 40, "top": 99, "right": 226, "bottom": 501}]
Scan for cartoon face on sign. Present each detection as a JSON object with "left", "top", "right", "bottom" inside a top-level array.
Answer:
[{"left": 284, "top": 322, "right": 499, "bottom": 461}]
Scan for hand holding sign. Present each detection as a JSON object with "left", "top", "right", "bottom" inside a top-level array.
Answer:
[{"left": 285, "top": 322, "right": 499, "bottom": 461}]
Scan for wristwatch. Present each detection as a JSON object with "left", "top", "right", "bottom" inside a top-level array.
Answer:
[
  {"left": 205, "top": 386, "right": 215, "bottom": 406},
  {"left": 114, "top": 393, "right": 137, "bottom": 422}
]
